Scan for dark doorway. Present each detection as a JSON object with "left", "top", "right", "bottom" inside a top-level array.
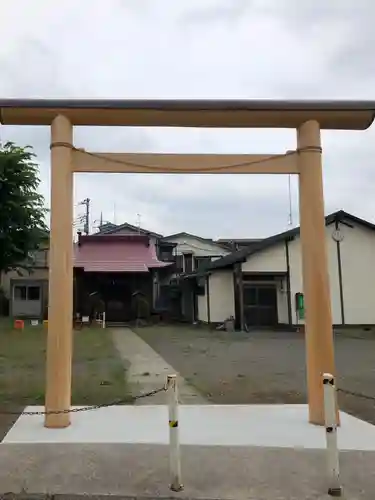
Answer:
[
  {"left": 181, "top": 279, "right": 194, "bottom": 322},
  {"left": 75, "top": 272, "right": 153, "bottom": 322},
  {"left": 243, "top": 283, "right": 278, "bottom": 327},
  {"left": 159, "top": 284, "right": 182, "bottom": 320}
]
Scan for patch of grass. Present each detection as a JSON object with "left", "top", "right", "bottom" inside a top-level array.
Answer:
[{"left": 0, "top": 319, "right": 131, "bottom": 408}]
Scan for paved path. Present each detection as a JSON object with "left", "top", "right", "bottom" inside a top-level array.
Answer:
[
  {"left": 1, "top": 443, "right": 374, "bottom": 498},
  {"left": 112, "top": 328, "right": 207, "bottom": 404}
]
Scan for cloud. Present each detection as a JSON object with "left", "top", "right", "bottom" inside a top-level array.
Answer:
[
  {"left": 1, "top": 0, "right": 375, "bottom": 239},
  {"left": 178, "top": 0, "right": 252, "bottom": 25}
]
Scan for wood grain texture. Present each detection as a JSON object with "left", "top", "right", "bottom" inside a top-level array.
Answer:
[
  {"left": 45, "top": 115, "right": 74, "bottom": 428},
  {"left": 297, "top": 120, "right": 336, "bottom": 426}
]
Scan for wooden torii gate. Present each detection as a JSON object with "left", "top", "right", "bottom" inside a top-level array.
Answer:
[{"left": 1, "top": 99, "right": 374, "bottom": 429}]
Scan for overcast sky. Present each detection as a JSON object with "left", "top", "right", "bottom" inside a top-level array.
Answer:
[{"left": 1, "top": 0, "right": 375, "bottom": 239}]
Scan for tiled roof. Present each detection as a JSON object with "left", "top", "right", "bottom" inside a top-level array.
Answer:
[
  {"left": 97, "top": 222, "right": 163, "bottom": 238},
  {"left": 200, "top": 210, "right": 375, "bottom": 273},
  {"left": 74, "top": 234, "right": 171, "bottom": 273}
]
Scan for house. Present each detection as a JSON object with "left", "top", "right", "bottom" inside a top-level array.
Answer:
[
  {"left": 92, "top": 225, "right": 230, "bottom": 322},
  {"left": 215, "top": 238, "right": 263, "bottom": 251},
  {"left": 183, "top": 210, "right": 375, "bottom": 329},
  {"left": 95, "top": 221, "right": 176, "bottom": 267},
  {"left": 160, "top": 232, "right": 229, "bottom": 273},
  {"left": 1, "top": 218, "right": 231, "bottom": 322},
  {"left": 74, "top": 232, "right": 173, "bottom": 322},
  {"left": 18, "top": 210, "right": 375, "bottom": 329},
  {"left": 0, "top": 239, "right": 49, "bottom": 320},
  {"left": 159, "top": 232, "right": 230, "bottom": 322}
]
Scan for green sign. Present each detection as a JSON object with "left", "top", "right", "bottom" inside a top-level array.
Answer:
[{"left": 296, "top": 293, "right": 305, "bottom": 320}]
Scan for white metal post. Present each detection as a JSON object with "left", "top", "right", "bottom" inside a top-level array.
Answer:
[
  {"left": 166, "top": 374, "right": 183, "bottom": 492},
  {"left": 322, "top": 373, "right": 342, "bottom": 497},
  {"left": 102, "top": 311, "right": 106, "bottom": 329}
]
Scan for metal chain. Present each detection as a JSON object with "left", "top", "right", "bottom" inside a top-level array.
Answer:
[
  {"left": 0, "top": 386, "right": 167, "bottom": 416},
  {"left": 134, "top": 385, "right": 167, "bottom": 400},
  {"left": 1, "top": 385, "right": 374, "bottom": 416},
  {"left": 337, "top": 387, "right": 375, "bottom": 403}
]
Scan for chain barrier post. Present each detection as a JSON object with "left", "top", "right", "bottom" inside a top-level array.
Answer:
[
  {"left": 322, "top": 373, "right": 342, "bottom": 497},
  {"left": 166, "top": 374, "right": 183, "bottom": 492}
]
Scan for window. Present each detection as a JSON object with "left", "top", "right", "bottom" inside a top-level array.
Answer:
[
  {"left": 194, "top": 256, "right": 211, "bottom": 271},
  {"left": 159, "top": 250, "right": 173, "bottom": 261},
  {"left": 14, "top": 285, "right": 27, "bottom": 300},
  {"left": 183, "top": 253, "right": 193, "bottom": 273},
  {"left": 28, "top": 286, "right": 41, "bottom": 301},
  {"left": 13, "top": 284, "right": 41, "bottom": 301},
  {"left": 158, "top": 244, "right": 175, "bottom": 262}
]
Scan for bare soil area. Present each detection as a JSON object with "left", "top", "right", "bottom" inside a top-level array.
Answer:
[{"left": 135, "top": 325, "right": 375, "bottom": 424}]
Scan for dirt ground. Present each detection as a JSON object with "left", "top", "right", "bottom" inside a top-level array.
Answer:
[{"left": 135, "top": 325, "right": 375, "bottom": 425}]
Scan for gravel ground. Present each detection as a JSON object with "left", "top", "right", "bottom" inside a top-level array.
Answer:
[{"left": 135, "top": 325, "right": 375, "bottom": 424}]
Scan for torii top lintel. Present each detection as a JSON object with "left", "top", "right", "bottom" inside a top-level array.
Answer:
[{"left": 0, "top": 98, "right": 374, "bottom": 130}]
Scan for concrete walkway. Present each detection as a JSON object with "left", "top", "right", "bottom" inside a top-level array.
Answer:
[
  {"left": 1, "top": 444, "right": 375, "bottom": 498},
  {"left": 112, "top": 328, "right": 207, "bottom": 404}
]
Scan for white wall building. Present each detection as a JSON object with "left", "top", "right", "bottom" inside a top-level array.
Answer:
[
  {"left": 161, "top": 232, "right": 229, "bottom": 274},
  {"left": 188, "top": 211, "right": 375, "bottom": 328},
  {"left": 161, "top": 232, "right": 230, "bottom": 322}
]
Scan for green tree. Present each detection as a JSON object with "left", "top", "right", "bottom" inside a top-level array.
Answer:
[{"left": 0, "top": 141, "right": 48, "bottom": 273}]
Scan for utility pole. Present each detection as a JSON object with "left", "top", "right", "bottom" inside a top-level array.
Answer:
[
  {"left": 136, "top": 213, "right": 142, "bottom": 234},
  {"left": 79, "top": 198, "right": 90, "bottom": 235}
]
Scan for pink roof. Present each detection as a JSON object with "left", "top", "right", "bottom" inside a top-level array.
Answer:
[{"left": 74, "top": 234, "right": 171, "bottom": 273}]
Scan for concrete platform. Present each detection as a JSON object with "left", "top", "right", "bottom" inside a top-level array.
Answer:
[
  {"left": 2, "top": 405, "right": 375, "bottom": 498},
  {"left": 3, "top": 404, "right": 375, "bottom": 450}
]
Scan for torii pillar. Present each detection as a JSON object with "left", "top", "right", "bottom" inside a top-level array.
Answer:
[
  {"left": 44, "top": 115, "right": 74, "bottom": 428},
  {"left": 298, "top": 120, "right": 336, "bottom": 425}
]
